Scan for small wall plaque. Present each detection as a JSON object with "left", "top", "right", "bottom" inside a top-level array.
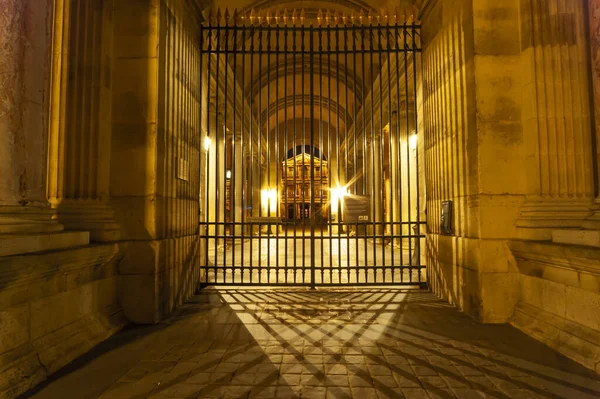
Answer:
[
  {"left": 441, "top": 200, "right": 453, "bottom": 235},
  {"left": 344, "top": 196, "right": 370, "bottom": 223}
]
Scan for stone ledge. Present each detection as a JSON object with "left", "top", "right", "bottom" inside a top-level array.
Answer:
[
  {"left": 552, "top": 229, "right": 600, "bottom": 247},
  {"left": 509, "top": 240, "right": 600, "bottom": 290},
  {"left": 511, "top": 302, "right": 600, "bottom": 374},
  {"left": 0, "top": 231, "right": 89, "bottom": 257}
]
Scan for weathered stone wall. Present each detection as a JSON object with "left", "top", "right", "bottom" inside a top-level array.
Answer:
[
  {"left": 112, "top": 0, "right": 204, "bottom": 323},
  {"left": 508, "top": 0, "right": 600, "bottom": 375},
  {"left": 423, "top": 0, "right": 528, "bottom": 323},
  {"left": 0, "top": 244, "right": 127, "bottom": 398}
]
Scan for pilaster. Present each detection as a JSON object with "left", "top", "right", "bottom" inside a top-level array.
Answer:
[
  {"left": 517, "top": 0, "right": 595, "bottom": 239},
  {"left": 47, "top": 0, "right": 120, "bottom": 242},
  {"left": 0, "top": 0, "right": 88, "bottom": 255}
]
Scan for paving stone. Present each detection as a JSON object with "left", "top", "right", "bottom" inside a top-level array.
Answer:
[{"left": 26, "top": 289, "right": 600, "bottom": 399}]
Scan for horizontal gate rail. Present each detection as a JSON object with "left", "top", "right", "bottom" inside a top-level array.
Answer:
[{"left": 199, "top": 8, "right": 425, "bottom": 288}]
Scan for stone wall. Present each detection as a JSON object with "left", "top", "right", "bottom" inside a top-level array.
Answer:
[
  {"left": 0, "top": 243, "right": 127, "bottom": 398},
  {"left": 422, "top": 0, "right": 600, "bottom": 373},
  {"left": 112, "top": 0, "right": 205, "bottom": 323},
  {"left": 422, "top": 0, "right": 523, "bottom": 322}
]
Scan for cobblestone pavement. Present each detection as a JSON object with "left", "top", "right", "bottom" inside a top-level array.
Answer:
[{"left": 25, "top": 289, "right": 600, "bottom": 399}]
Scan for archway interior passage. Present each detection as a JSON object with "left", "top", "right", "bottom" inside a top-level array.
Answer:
[{"left": 200, "top": 12, "right": 425, "bottom": 286}]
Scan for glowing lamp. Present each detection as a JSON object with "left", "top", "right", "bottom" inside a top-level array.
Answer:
[{"left": 203, "top": 136, "right": 212, "bottom": 151}]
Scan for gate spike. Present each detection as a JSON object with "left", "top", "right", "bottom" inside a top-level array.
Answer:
[
  {"left": 367, "top": 10, "right": 373, "bottom": 25},
  {"left": 267, "top": 9, "right": 272, "bottom": 25},
  {"left": 317, "top": 9, "right": 323, "bottom": 26},
  {"left": 300, "top": 9, "right": 305, "bottom": 25},
  {"left": 216, "top": 8, "right": 223, "bottom": 25},
  {"left": 257, "top": 10, "right": 263, "bottom": 24},
  {"left": 350, "top": 12, "right": 356, "bottom": 25},
  {"left": 381, "top": 8, "right": 388, "bottom": 25},
  {"left": 224, "top": 8, "right": 230, "bottom": 25},
  {"left": 291, "top": 9, "right": 297, "bottom": 26},
  {"left": 240, "top": 9, "right": 246, "bottom": 26},
  {"left": 249, "top": 9, "right": 255, "bottom": 25},
  {"left": 275, "top": 9, "right": 280, "bottom": 25},
  {"left": 282, "top": 8, "right": 288, "bottom": 25},
  {"left": 334, "top": 10, "right": 340, "bottom": 26},
  {"left": 342, "top": 12, "right": 348, "bottom": 26},
  {"left": 358, "top": 10, "right": 364, "bottom": 25},
  {"left": 393, "top": 6, "right": 399, "bottom": 25}
]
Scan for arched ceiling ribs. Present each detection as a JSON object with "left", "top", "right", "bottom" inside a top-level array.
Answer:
[
  {"left": 242, "top": 0, "right": 376, "bottom": 13},
  {"left": 259, "top": 95, "right": 350, "bottom": 127},
  {"left": 244, "top": 57, "right": 364, "bottom": 101}
]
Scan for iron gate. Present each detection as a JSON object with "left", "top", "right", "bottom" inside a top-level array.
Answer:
[{"left": 199, "top": 9, "right": 425, "bottom": 287}]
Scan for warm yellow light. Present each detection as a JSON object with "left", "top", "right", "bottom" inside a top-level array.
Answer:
[
  {"left": 261, "top": 188, "right": 278, "bottom": 215},
  {"left": 409, "top": 133, "right": 417, "bottom": 151},
  {"left": 203, "top": 136, "right": 212, "bottom": 151},
  {"left": 330, "top": 185, "right": 348, "bottom": 214}
]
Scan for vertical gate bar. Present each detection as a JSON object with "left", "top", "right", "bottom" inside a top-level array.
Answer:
[
  {"left": 344, "top": 21, "right": 350, "bottom": 276},
  {"left": 318, "top": 21, "right": 324, "bottom": 276},
  {"left": 275, "top": 18, "right": 280, "bottom": 283},
  {"left": 266, "top": 22, "right": 271, "bottom": 282},
  {"left": 223, "top": 18, "right": 229, "bottom": 283},
  {"left": 214, "top": 21, "right": 221, "bottom": 282},
  {"left": 283, "top": 18, "right": 289, "bottom": 284},
  {"left": 335, "top": 17, "right": 341, "bottom": 284},
  {"left": 386, "top": 20, "right": 395, "bottom": 281},
  {"left": 361, "top": 25, "right": 367, "bottom": 282},
  {"left": 199, "top": 24, "right": 204, "bottom": 283},
  {"left": 257, "top": 24, "right": 263, "bottom": 283},
  {"left": 378, "top": 22, "right": 385, "bottom": 277},
  {"left": 369, "top": 21, "right": 376, "bottom": 281},
  {"left": 202, "top": 26, "right": 209, "bottom": 284},
  {"left": 309, "top": 23, "right": 316, "bottom": 290},
  {"left": 352, "top": 26, "right": 359, "bottom": 283},
  {"left": 327, "top": 23, "right": 333, "bottom": 275},
  {"left": 395, "top": 18, "right": 404, "bottom": 281},
  {"left": 232, "top": 18, "right": 237, "bottom": 283},
  {"left": 403, "top": 19, "right": 412, "bottom": 283},
  {"left": 292, "top": 19, "right": 298, "bottom": 283},
  {"left": 412, "top": 22, "right": 421, "bottom": 283},
  {"left": 249, "top": 22, "right": 255, "bottom": 282},
  {"left": 301, "top": 17, "right": 306, "bottom": 285},
  {"left": 240, "top": 20, "right": 246, "bottom": 283}
]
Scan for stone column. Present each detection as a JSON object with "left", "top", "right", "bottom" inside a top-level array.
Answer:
[
  {"left": 0, "top": 0, "right": 90, "bottom": 256},
  {"left": 517, "top": 0, "right": 595, "bottom": 239},
  {"left": 47, "top": 0, "right": 120, "bottom": 242},
  {"left": 583, "top": 0, "right": 600, "bottom": 230}
]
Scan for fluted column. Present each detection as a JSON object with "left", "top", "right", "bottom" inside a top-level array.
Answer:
[
  {"left": 583, "top": 0, "right": 600, "bottom": 229},
  {"left": 517, "top": 0, "right": 595, "bottom": 238},
  {"left": 47, "top": 0, "right": 120, "bottom": 242},
  {"left": 0, "top": 0, "right": 65, "bottom": 235}
]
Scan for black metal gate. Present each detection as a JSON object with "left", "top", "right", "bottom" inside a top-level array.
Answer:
[{"left": 199, "top": 9, "right": 425, "bottom": 287}]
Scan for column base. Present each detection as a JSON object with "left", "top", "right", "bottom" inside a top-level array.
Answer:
[
  {"left": 0, "top": 205, "right": 64, "bottom": 235},
  {"left": 54, "top": 200, "right": 121, "bottom": 242},
  {"left": 516, "top": 199, "right": 593, "bottom": 240}
]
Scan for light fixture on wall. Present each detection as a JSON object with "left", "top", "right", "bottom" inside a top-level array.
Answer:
[{"left": 203, "top": 136, "right": 212, "bottom": 151}]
